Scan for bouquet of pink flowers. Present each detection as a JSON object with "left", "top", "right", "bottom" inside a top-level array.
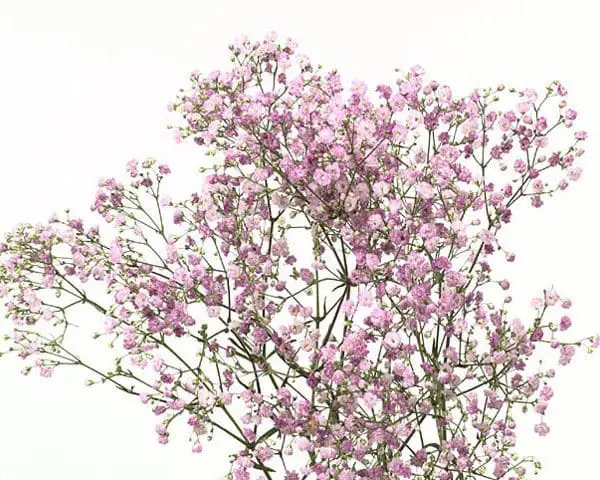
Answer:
[{"left": 1, "top": 33, "right": 597, "bottom": 480}]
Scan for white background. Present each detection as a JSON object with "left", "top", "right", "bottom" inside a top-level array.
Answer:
[{"left": 1, "top": 1, "right": 599, "bottom": 478}]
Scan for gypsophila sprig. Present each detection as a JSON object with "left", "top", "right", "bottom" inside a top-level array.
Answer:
[{"left": 1, "top": 32, "right": 598, "bottom": 480}]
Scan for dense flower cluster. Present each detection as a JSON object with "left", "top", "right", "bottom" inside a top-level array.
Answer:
[{"left": 1, "top": 33, "right": 598, "bottom": 480}]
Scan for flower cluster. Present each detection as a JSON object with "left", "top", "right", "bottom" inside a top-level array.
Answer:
[{"left": 1, "top": 33, "right": 597, "bottom": 480}]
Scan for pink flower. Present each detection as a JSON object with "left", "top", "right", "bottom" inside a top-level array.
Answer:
[
  {"left": 350, "top": 80, "right": 367, "bottom": 96},
  {"left": 534, "top": 422, "right": 550, "bottom": 436},
  {"left": 384, "top": 331, "right": 401, "bottom": 350},
  {"left": 296, "top": 437, "right": 313, "bottom": 452},
  {"left": 191, "top": 443, "right": 203, "bottom": 453},
  {"left": 367, "top": 214, "right": 383, "bottom": 231},
  {"left": 299, "top": 268, "right": 313, "bottom": 284},
  {"left": 568, "top": 167, "right": 582, "bottom": 181},
  {"left": 158, "top": 164, "right": 171, "bottom": 175},
  {"left": 531, "top": 297, "right": 544, "bottom": 309},
  {"left": 406, "top": 110, "right": 422, "bottom": 129},
  {"left": 540, "top": 385, "right": 554, "bottom": 401},
  {"left": 559, "top": 344, "right": 576, "bottom": 365},
  {"left": 126, "top": 159, "right": 138, "bottom": 177},
  {"left": 365, "top": 253, "right": 380, "bottom": 271},
  {"left": 534, "top": 400, "right": 548, "bottom": 414},
  {"left": 109, "top": 241, "right": 122, "bottom": 263},
  {"left": 313, "top": 168, "right": 332, "bottom": 187},
  {"left": 544, "top": 288, "right": 559, "bottom": 306},
  {"left": 517, "top": 101, "right": 532, "bottom": 113},
  {"left": 317, "top": 127, "right": 335, "bottom": 144},
  {"left": 341, "top": 300, "right": 356, "bottom": 317},
  {"left": 115, "top": 287, "right": 130, "bottom": 304},
  {"left": 415, "top": 182, "right": 435, "bottom": 200},
  {"left": 559, "top": 315, "right": 572, "bottom": 331},
  {"left": 318, "top": 446, "right": 337, "bottom": 460},
  {"left": 134, "top": 290, "right": 149, "bottom": 308},
  {"left": 339, "top": 470, "right": 355, "bottom": 480},
  {"left": 478, "top": 229, "right": 495, "bottom": 246}
]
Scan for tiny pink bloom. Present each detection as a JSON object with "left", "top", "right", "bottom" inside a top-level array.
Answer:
[
  {"left": 384, "top": 331, "right": 401, "bottom": 350},
  {"left": 415, "top": 182, "right": 435, "bottom": 200},
  {"left": 191, "top": 443, "right": 203, "bottom": 453},
  {"left": 559, "top": 315, "right": 572, "bottom": 331},
  {"left": 531, "top": 297, "right": 544, "bottom": 309},
  {"left": 115, "top": 287, "right": 130, "bottom": 304},
  {"left": 317, "top": 127, "right": 335, "bottom": 144},
  {"left": 134, "top": 290, "right": 149, "bottom": 308},
  {"left": 318, "top": 446, "right": 337, "bottom": 460},
  {"left": 109, "top": 241, "right": 122, "bottom": 263},
  {"left": 534, "top": 422, "right": 550, "bottom": 436},
  {"left": 365, "top": 253, "right": 380, "bottom": 271},
  {"left": 313, "top": 168, "right": 331, "bottom": 187}
]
